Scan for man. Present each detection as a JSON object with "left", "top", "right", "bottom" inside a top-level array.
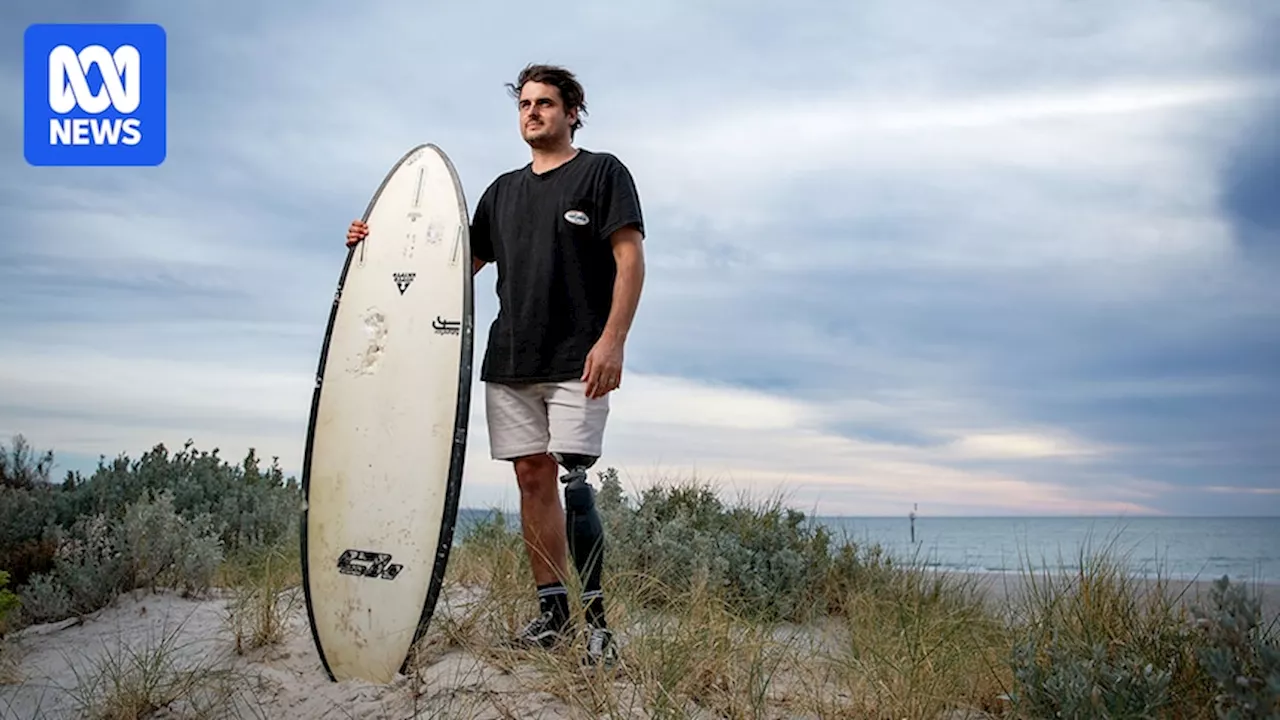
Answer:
[{"left": 345, "top": 64, "right": 645, "bottom": 667}]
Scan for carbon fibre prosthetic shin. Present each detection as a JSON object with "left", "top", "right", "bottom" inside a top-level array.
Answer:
[{"left": 554, "top": 452, "right": 607, "bottom": 628}]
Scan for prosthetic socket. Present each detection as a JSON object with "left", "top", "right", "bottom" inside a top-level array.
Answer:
[{"left": 553, "top": 452, "right": 604, "bottom": 595}]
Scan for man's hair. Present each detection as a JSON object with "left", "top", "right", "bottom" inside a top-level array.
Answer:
[{"left": 506, "top": 63, "right": 588, "bottom": 135}]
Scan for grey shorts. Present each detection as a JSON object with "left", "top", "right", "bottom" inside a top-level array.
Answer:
[{"left": 484, "top": 379, "right": 610, "bottom": 461}]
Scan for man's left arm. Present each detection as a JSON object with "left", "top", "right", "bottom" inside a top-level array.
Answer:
[
  {"left": 582, "top": 155, "right": 646, "bottom": 398},
  {"left": 582, "top": 225, "right": 645, "bottom": 399},
  {"left": 601, "top": 225, "right": 645, "bottom": 345}
]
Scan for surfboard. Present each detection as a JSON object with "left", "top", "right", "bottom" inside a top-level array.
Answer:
[{"left": 300, "top": 143, "right": 474, "bottom": 684}]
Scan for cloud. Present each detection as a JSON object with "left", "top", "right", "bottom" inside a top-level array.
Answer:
[
  {"left": 0, "top": 347, "right": 1161, "bottom": 517},
  {"left": 941, "top": 432, "right": 1109, "bottom": 461},
  {"left": 1, "top": 0, "right": 1277, "bottom": 518},
  {"left": 1205, "top": 486, "right": 1280, "bottom": 496}
]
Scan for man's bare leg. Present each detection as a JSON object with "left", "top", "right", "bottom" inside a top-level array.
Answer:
[
  {"left": 510, "top": 452, "right": 573, "bottom": 648},
  {"left": 514, "top": 453, "right": 569, "bottom": 584}
]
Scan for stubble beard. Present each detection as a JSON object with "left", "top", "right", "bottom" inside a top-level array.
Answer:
[{"left": 524, "top": 125, "right": 567, "bottom": 151}]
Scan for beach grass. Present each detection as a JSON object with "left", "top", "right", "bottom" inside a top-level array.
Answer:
[{"left": 2, "top": 434, "right": 1279, "bottom": 719}]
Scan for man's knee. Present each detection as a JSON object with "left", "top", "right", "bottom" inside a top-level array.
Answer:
[{"left": 513, "top": 453, "right": 558, "bottom": 497}]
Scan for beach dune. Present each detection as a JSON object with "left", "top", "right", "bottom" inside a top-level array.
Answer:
[{"left": 3, "top": 570, "right": 1276, "bottom": 720}]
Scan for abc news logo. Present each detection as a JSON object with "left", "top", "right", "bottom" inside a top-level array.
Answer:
[
  {"left": 24, "top": 23, "right": 167, "bottom": 167},
  {"left": 48, "top": 44, "right": 143, "bottom": 147}
]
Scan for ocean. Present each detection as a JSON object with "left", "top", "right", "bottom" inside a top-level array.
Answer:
[
  {"left": 455, "top": 510, "right": 1280, "bottom": 585},
  {"left": 812, "top": 516, "right": 1280, "bottom": 585}
]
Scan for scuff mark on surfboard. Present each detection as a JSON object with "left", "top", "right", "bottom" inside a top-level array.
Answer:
[{"left": 356, "top": 309, "right": 388, "bottom": 374}]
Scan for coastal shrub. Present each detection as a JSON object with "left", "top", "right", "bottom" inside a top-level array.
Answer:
[
  {"left": 71, "top": 441, "right": 300, "bottom": 555},
  {"left": 115, "top": 490, "right": 224, "bottom": 596},
  {"left": 0, "top": 434, "right": 54, "bottom": 490},
  {"left": 12, "top": 570, "right": 70, "bottom": 625},
  {"left": 1191, "top": 576, "right": 1280, "bottom": 719},
  {"left": 594, "top": 469, "right": 893, "bottom": 623},
  {"left": 47, "top": 512, "right": 127, "bottom": 616},
  {"left": 16, "top": 490, "right": 224, "bottom": 623},
  {"left": 0, "top": 485, "right": 63, "bottom": 588},
  {"left": 1008, "top": 636, "right": 1175, "bottom": 718},
  {"left": 1004, "top": 541, "right": 1225, "bottom": 718},
  {"left": 0, "top": 435, "right": 298, "bottom": 631},
  {"left": 0, "top": 571, "right": 19, "bottom": 635}
]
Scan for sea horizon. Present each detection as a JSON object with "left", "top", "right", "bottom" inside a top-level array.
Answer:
[{"left": 454, "top": 509, "right": 1280, "bottom": 585}]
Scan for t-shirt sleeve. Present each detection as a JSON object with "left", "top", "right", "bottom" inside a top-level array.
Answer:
[
  {"left": 597, "top": 155, "right": 645, "bottom": 242},
  {"left": 470, "top": 182, "right": 497, "bottom": 263}
]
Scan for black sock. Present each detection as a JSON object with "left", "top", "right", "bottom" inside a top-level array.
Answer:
[
  {"left": 537, "top": 582, "right": 569, "bottom": 625},
  {"left": 583, "top": 589, "right": 606, "bottom": 628}
]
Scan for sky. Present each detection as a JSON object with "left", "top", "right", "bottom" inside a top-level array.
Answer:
[{"left": 1, "top": 0, "right": 1277, "bottom": 517}]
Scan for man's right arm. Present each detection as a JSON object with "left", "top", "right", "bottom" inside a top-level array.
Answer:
[{"left": 470, "top": 183, "right": 497, "bottom": 276}]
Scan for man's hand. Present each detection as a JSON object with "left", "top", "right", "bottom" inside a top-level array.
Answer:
[
  {"left": 582, "top": 333, "right": 624, "bottom": 399},
  {"left": 580, "top": 225, "right": 645, "bottom": 399},
  {"left": 346, "top": 219, "right": 368, "bottom": 247}
]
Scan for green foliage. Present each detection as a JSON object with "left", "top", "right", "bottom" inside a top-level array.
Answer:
[
  {"left": 1003, "top": 536, "right": 1280, "bottom": 720},
  {"left": 0, "top": 435, "right": 299, "bottom": 632},
  {"left": 0, "top": 434, "right": 54, "bottom": 490},
  {"left": 0, "top": 570, "right": 19, "bottom": 635},
  {"left": 1002, "top": 545, "right": 1196, "bottom": 719},
  {"left": 1008, "top": 636, "right": 1175, "bottom": 719},
  {"left": 66, "top": 440, "right": 299, "bottom": 554},
  {"left": 15, "top": 490, "right": 225, "bottom": 624},
  {"left": 0, "top": 487, "right": 61, "bottom": 588},
  {"left": 595, "top": 470, "right": 893, "bottom": 623},
  {"left": 1191, "top": 576, "right": 1280, "bottom": 720}
]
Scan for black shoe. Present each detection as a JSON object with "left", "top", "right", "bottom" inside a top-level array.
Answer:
[
  {"left": 581, "top": 625, "right": 618, "bottom": 668},
  {"left": 509, "top": 610, "right": 572, "bottom": 649}
]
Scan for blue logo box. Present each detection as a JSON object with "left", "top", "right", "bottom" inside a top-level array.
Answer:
[{"left": 24, "top": 23, "right": 167, "bottom": 167}]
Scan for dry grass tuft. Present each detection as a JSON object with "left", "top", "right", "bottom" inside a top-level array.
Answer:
[
  {"left": 59, "top": 613, "right": 266, "bottom": 720},
  {"left": 221, "top": 541, "right": 303, "bottom": 656}
]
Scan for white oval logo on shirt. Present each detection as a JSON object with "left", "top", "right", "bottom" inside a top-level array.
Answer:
[{"left": 564, "top": 210, "right": 590, "bottom": 226}]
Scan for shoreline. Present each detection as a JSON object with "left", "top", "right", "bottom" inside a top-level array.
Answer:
[{"left": 957, "top": 570, "right": 1280, "bottom": 623}]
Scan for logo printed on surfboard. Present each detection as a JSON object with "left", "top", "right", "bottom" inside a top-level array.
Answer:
[
  {"left": 337, "top": 549, "right": 403, "bottom": 580},
  {"left": 564, "top": 210, "right": 589, "bottom": 226},
  {"left": 432, "top": 316, "right": 461, "bottom": 335},
  {"left": 393, "top": 272, "right": 415, "bottom": 295}
]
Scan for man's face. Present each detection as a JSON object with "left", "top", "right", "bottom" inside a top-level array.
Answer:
[{"left": 518, "top": 81, "right": 575, "bottom": 147}]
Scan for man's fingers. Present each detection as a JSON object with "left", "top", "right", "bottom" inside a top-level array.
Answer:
[
  {"left": 346, "top": 221, "right": 368, "bottom": 247},
  {"left": 592, "top": 366, "right": 620, "bottom": 397}
]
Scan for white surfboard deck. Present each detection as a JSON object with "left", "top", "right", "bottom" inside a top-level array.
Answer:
[{"left": 301, "top": 143, "right": 473, "bottom": 684}]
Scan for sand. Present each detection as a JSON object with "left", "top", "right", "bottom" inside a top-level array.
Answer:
[
  {"left": 2, "top": 573, "right": 1276, "bottom": 719},
  {"left": 0, "top": 585, "right": 617, "bottom": 720},
  {"left": 965, "top": 571, "right": 1280, "bottom": 625}
]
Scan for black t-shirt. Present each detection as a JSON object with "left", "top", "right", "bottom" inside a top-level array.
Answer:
[{"left": 470, "top": 149, "right": 645, "bottom": 384}]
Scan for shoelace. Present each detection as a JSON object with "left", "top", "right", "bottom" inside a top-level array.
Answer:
[
  {"left": 522, "top": 611, "right": 554, "bottom": 633},
  {"left": 587, "top": 629, "right": 607, "bottom": 654}
]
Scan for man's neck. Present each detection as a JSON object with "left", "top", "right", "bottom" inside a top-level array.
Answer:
[{"left": 530, "top": 142, "right": 579, "bottom": 174}]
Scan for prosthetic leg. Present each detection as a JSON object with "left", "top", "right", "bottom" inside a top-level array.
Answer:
[
  {"left": 553, "top": 451, "right": 618, "bottom": 666},
  {"left": 553, "top": 452, "right": 605, "bottom": 612}
]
